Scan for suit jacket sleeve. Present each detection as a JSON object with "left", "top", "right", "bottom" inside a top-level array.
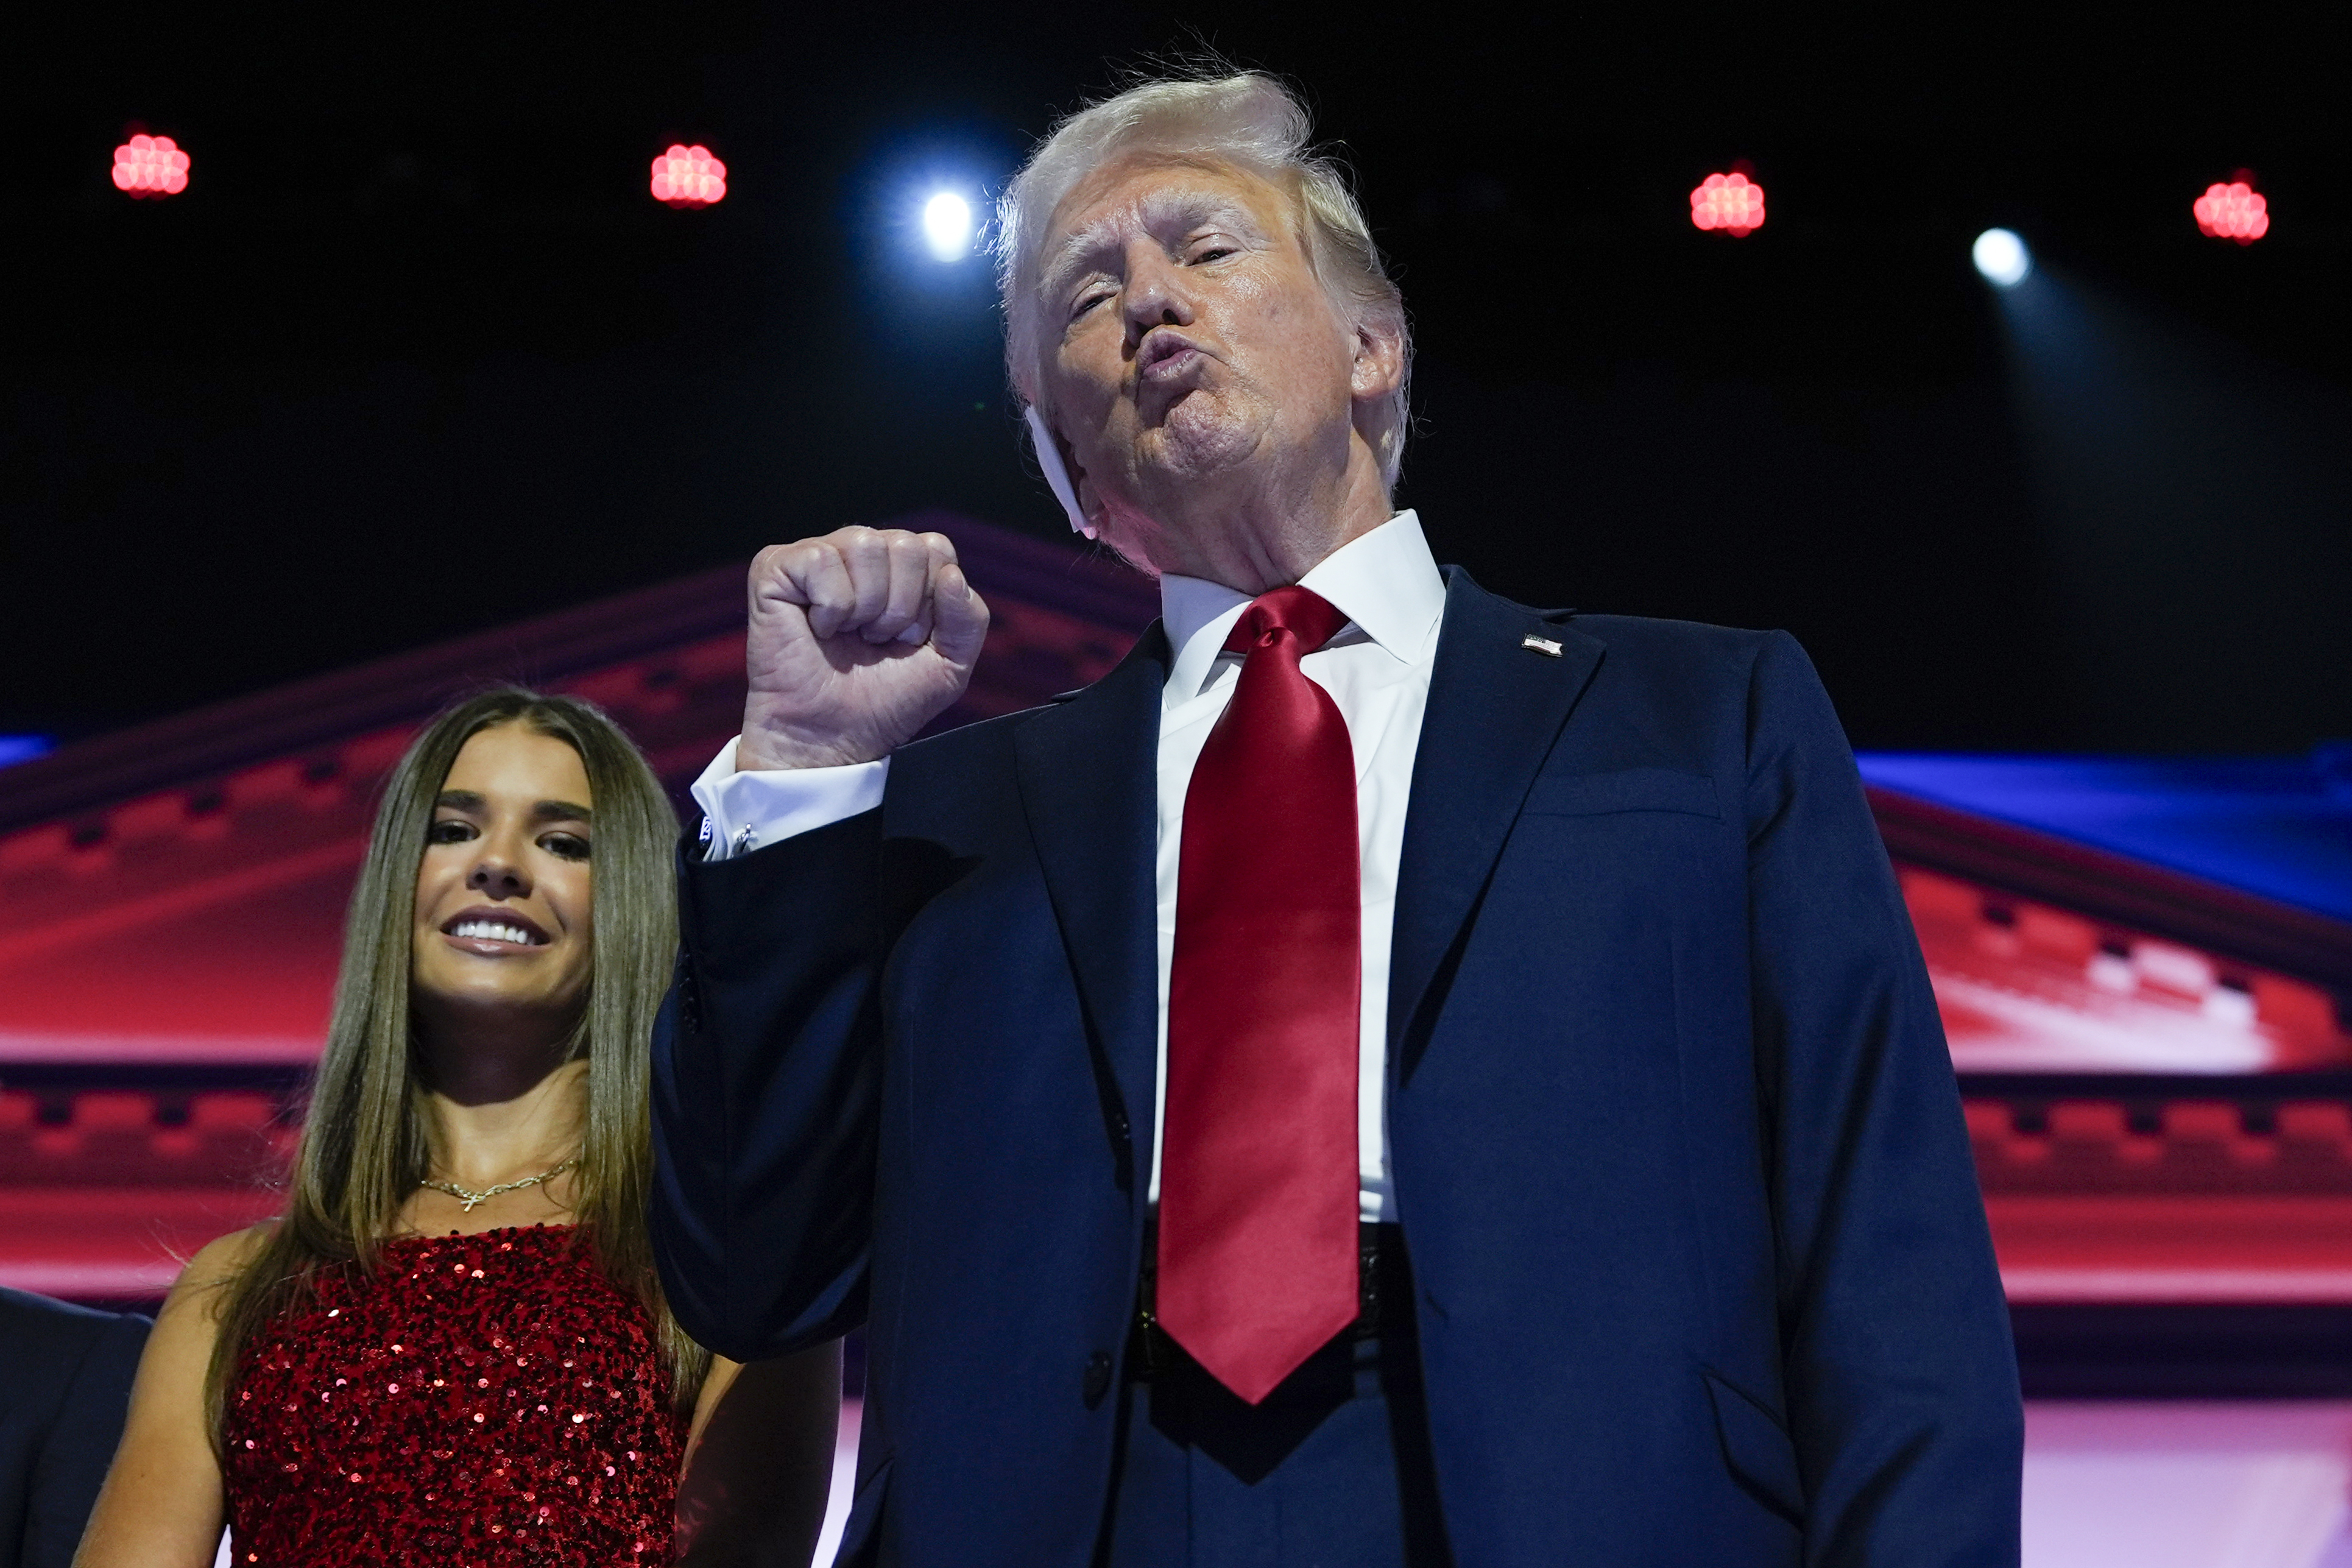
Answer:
[
  {"left": 650, "top": 808, "right": 885, "bottom": 1361},
  {"left": 1743, "top": 632, "right": 2023, "bottom": 1568},
  {"left": 21, "top": 1312, "right": 148, "bottom": 1568}
]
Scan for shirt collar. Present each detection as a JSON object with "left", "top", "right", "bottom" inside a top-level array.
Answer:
[{"left": 1159, "top": 510, "right": 1446, "bottom": 704}]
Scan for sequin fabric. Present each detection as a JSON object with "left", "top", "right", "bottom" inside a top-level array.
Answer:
[{"left": 221, "top": 1224, "right": 685, "bottom": 1566}]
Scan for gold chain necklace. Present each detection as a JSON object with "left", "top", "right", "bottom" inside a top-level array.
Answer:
[{"left": 418, "top": 1155, "right": 579, "bottom": 1213}]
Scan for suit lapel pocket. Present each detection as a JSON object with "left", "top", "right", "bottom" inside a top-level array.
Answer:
[
  {"left": 1703, "top": 1369, "right": 1805, "bottom": 1526},
  {"left": 1522, "top": 766, "right": 1721, "bottom": 819},
  {"left": 1388, "top": 572, "right": 1603, "bottom": 1076},
  {"left": 1012, "top": 632, "right": 1167, "bottom": 1194}
]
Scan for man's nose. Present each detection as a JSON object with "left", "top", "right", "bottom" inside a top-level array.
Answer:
[{"left": 1122, "top": 250, "right": 1195, "bottom": 347}]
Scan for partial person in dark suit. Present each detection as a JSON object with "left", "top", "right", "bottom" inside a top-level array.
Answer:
[
  {"left": 652, "top": 68, "right": 2023, "bottom": 1567},
  {"left": 0, "top": 1288, "right": 148, "bottom": 1568}
]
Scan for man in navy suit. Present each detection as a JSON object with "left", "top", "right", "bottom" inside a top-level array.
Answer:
[
  {"left": 651, "top": 70, "right": 2022, "bottom": 1567},
  {"left": 0, "top": 1289, "right": 148, "bottom": 1568}
]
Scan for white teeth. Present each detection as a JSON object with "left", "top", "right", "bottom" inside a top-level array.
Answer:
[{"left": 450, "top": 920, "right": 537, "bottom": 945}]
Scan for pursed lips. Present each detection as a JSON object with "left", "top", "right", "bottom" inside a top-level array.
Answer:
[{"left": 1135, "top": 330, "right": 1206, "bottom": 383}]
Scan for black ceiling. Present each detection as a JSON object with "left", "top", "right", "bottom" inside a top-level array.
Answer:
[{"left": 4, "top": 2, "right": 2347, "bottom": 752}]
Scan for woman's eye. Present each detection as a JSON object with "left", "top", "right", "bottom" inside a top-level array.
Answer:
[
  {"left": 541, "top": 833, "right": 591, "bottom": 862},
  {"left": 427, "top": 818, "right": 476, "bottom": 844}
]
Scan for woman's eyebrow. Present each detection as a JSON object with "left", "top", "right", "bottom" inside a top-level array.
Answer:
[{"left": 431, "top": 791, "right": 590, "bottom": 822}]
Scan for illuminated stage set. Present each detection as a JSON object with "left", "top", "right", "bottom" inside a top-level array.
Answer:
[
  {"left": 3, "top": 514, "right": 2351, "bottom": 1563},
  {"left": 9, "top": 22, "right": 2351, "bottom": 1555}
]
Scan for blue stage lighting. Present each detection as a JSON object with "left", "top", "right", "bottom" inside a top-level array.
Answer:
[
  {"left": 922, "top": 192, "right": 973, "bottom": 261},
  {"left": 1972, "top": 228, "right": 2030, "bottom": 287}
]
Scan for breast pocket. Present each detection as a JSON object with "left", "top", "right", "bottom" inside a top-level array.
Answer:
[
  {"left": 1703, "top": 1369, "right": 1806, "bottom": 1527},
  {"left": 1521, "top": 766, "right": 1722, "bottom": 819}
]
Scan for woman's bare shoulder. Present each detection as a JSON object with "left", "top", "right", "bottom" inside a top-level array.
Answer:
[{"left": 162, "top": 1222, "right": 276, "bottom": 1316}]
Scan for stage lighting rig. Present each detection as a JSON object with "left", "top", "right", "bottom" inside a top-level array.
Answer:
[
  {"left": 1689, "top": 171, "right": 1765, "bottom": 236},
  {"left": 651, "top": 144, "right": 726, "bottom": 208},
  {"left": 921, "top": 191, "right": 974, "bottom": 261},
  {"left": 2193, "top": 175, "right": 2269, "bottom": 244},
  {"left": 111, "top": 133, "right": 189, "bottom": 198},
  {"left": 1972, "top": 228, "right": 2030, "bottom": 287}
]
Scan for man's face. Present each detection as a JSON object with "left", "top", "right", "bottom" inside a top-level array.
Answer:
[{"left": 1034, "top": 156, "right": 1380, "bottom": 567}]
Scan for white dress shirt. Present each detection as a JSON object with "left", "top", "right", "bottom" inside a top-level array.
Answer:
[{"left": 691, "top": 510, "right": 1447, "bottom": 1223}]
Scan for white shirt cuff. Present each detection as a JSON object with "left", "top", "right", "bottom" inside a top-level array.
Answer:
[{"left": 690, "top": 737, "right": 890, "bottom": 861}]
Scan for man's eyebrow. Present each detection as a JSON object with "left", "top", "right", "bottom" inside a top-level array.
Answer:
[
  {"left": 1039, "top": 190, "right": 1266, "bottom": 300},
  {"left": 1040, "top": 219, "right": 1128, "bottom": 302}
]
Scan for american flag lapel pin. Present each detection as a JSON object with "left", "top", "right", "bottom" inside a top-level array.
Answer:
[{"left": 1520, "top": 634, "right": 1564, "bottom": 657}]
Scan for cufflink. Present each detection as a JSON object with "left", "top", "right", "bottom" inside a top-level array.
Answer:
[{"left": 1520, "top": 634, "right": 1564, "bottom": 657}]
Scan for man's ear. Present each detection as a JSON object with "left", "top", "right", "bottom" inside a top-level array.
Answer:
[
  {"left": 1023, "top": 404, "right": 1098, "bottom": 539},
  {"left": 1062, "top": 433, "right": 1109, "bottom": 541},
  {"left": 1349, "top": 317, "right": 1407, "bottom": 403}
]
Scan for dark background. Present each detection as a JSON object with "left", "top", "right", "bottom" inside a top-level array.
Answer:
[{"left": 4, "top": 3, "right": 2347, "bottom": 752}]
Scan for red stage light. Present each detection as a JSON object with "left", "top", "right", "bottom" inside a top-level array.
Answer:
[
  {"left": 2192, "top": 178, "right": 2268, "bottom": 244},
  {"left": 111, "top": 133, "right": 189, "bottom": 198},
  {"left": 651, "top": 144, "right": 726, "bottom": 207},
  {"left": 1690, "top": 172, "right": 1765, "bottom": 236}
]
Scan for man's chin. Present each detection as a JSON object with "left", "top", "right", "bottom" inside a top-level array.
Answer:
[{"left": 1135, "top": 403, "right": 1262, "bottom": 484}]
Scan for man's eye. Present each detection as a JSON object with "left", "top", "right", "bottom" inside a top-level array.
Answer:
[
  {"left": 1191, "top": 246, "right": 1235, "bottom": 264},
  {"left": 427, "top": 818, "right": 475, "bottom": 844},
  {"left": 542, "top": 833, "right": 592, "bottom": 862},
  {"left": 1072, "top": 291, "right": 1109, "bottom": 319}
]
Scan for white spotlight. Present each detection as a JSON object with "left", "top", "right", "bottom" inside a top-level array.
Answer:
[
  {"left": 921, "top": 191, "right": 972, "bottom": 261},
  {"left": 1972, "top": 228, "right": 2030, "bottom": 287}
]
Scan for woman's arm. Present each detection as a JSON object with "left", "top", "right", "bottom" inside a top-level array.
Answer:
[
  {"left": 675, "top": 1341, "right": 844, "bottom": 1567},
  {"left": 72, "top": 1227, "right": 266, "bottom": 1568}
]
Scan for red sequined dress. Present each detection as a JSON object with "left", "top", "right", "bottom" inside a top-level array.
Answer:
[{"left": 221, "top": 1224, "right": 686, "bottom": 1566}]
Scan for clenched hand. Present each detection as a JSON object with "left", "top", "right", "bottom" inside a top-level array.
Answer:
[{"left": 739, "top": 527, "right": 990, "bottom": 771}]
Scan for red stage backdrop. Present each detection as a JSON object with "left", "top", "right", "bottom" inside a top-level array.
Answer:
[{"left": 4, "top": 513, "right": 2348, "bottom": 1335}]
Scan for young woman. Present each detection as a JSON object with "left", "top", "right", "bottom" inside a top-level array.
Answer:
[{"left": 76, "top": 689, "right": 839, "bottom": 1567}]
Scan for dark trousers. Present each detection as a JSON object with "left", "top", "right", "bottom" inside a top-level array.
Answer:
[{"left": 1095, "top": 1327, "right": 1455, "bottom": 1568}]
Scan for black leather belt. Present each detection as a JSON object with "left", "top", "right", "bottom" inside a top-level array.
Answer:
[{"left": 1128, "top": 1221, "right": 1407, "bottom": 1380}]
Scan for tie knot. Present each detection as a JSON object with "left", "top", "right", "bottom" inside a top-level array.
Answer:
[{"left": 1221, "top": 584, "right": 1349, "bottom": 658}]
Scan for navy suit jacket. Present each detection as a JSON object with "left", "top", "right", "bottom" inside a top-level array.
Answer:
[
  {"left": 651, "top": 568, "right": 2023, "bottom": 1567},
  {"left": 0, "top": 1290, "right": 148, "bottom": 1568}
]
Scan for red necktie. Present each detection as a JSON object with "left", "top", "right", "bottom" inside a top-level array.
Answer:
[{"left": 1159, "top": 584, "right": 1361, "bottom": 1405}]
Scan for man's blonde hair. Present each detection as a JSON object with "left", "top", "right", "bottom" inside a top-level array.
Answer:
[{"left": 995, "top": 70, "right": 1412, "bottom": 486}]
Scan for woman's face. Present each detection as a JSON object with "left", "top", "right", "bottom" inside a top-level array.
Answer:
[{"left": 411, "top": 722, "right": 596, "bottom": 1029}]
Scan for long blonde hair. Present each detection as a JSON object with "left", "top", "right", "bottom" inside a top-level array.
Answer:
[{"left": 204, "top": 688, "right": 708, "bottom": 1433}]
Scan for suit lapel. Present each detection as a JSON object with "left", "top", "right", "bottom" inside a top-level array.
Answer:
[
  {"left": 1388, "top": 570, "right": 1605, "bottom": 1078},
  {"left": 1012, "top": 627, "right": 1170, "bottom": 1195}
]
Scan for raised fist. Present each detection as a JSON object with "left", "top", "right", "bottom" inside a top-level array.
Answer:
[{"left": 738, "top": 527, "right": 990, "bottom": 771}]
